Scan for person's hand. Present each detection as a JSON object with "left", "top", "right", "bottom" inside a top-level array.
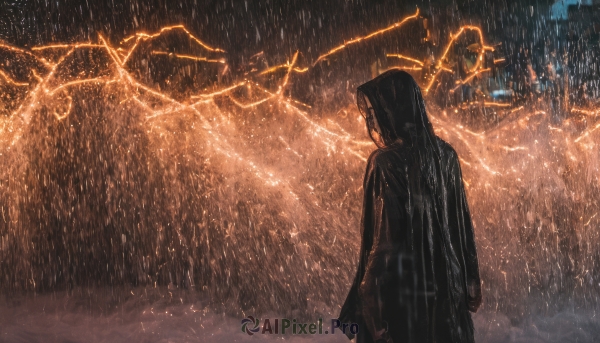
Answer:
[{"left": 467, "top": 280, "right": 482, "bottom": 312}]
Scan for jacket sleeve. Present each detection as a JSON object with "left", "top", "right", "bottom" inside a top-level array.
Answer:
[
  {"left": 338, "top": 152, "right": 379, "bottom": 340},
  {"left": 449, "top": 150, "right": 481, "bottom": 308},
  {"left": 358, "top": 157, "right": 395, "bottom": 340}
]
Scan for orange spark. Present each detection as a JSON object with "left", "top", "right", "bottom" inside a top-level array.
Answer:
[
  {"left": 0, "top": 70, "right": 29, "bottom": 87},
  {"left": 314, "top": 8, "right": 420, "bottom": 65},
  {"left": 424, "top": 25, "right": 493, "bottom": 93},
  {"left": 101, "top": 35, "right": 194, "bottom": 117},
  {"left": 0, "top": 42, "right": 52, "bottom": 67},
  {"left": 12, "top": 48, "right": 76, "bottom": 121},
  {"left": 228, "top": 51, "right": 301, "bottom": 108},
  {"left": 121, "top": 25, "right": 225, "bottom": 53},
  {"left": 31, "top": 69, "right": 43, "bottom": 82},
  {"left": 288, "top": 97, "right": 312, "bottom": 109},
  {"left": 259, "top": 64, "right": 308, "bottom": 75},
  {"left": 53, "top": 95, "right": 73, "bottom": 121},
  {"left": 151, "top": 51, "right": 226, "bottom": 63},
  {"left": 190, "top": 82, "right": 248, "bottom": 99},
  {"left": 450, "top": 68, "right": 491, "bottom": 92},
  {"left": 121, "top": 37, "right": 141, "bottom": 65},
  {"left": 386, "top": 54, "right": 424, "bottom": 66},
  {"left": 228, "top": 95, "right": 271, "bottom": 109},
  {"left": 249, "top": 81, "right": 312, "bottom": 109},
  {"left": 98, "top": 34, "right": 124, "bottom": 66},
  {"left": 0, "top": 24, "right": 374, "bottom": 186},
  {"left": 47, "top": 77, "right": 115, "bottom": 95},
  {"left": 31, "top": 43, "right": 103, "bottom": 51},
  {"left": 571, "top": 107, "right": 599, "bottom": 116},
  {"left": 483, "top": 101, "right": 511, "bottom": 108},
  {"left": 277, "top": 50, "right": 299, "bottom": 95},
  {"left": 392, "top": 66, "right": 423, "bottom": 71},
  {"left": 575, "top": 122, "right": 600, "bottom": 143}
]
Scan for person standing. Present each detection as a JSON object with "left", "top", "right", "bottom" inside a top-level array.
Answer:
[{"left": 339, "top": 70, "right": 482, "bottom": 343}]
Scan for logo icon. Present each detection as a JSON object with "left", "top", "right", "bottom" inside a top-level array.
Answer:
[{"left": 241, "top": 316, "right": 260, "bottom": 335}]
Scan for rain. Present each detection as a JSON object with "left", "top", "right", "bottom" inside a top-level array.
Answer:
[{"left": 0, "top": 0, "right": 599, "bottom": 342}]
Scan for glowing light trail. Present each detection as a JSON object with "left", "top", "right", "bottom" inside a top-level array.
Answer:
[
  {"left": 386, "top": 54, "right": 424, "bottom": 66},
  {"left": 0, "top": 21, "right": 598, "bottom": 195},
  {"left": 424, "top": 25, "right": 494, "bottom": 93},
  {"left": 47, "top": 77, "right": 115, "bottom": 95},
  {"left": 259, "top": 64, "right": 308, "bottom": 75},
  {"left": 151, "top": 51, "right": 226, "bottom": 64},
  {"left": 0, "top": 42, "right": 52, "bottom": 67},
  {"left": 190, "top": 82, "right": 248, "bottom": 99},
  {"left": 121, "top": 25, "right": 225, "bottom": 53},
  {"left": 227, "top": 51, "right": 299, "bottom": 108},
  {"left": 450, "top": 68, "right": 491, "bottom": 92},
  {"left": 313, "top": 8, "right": 420, "bottom": 65},
  {"left": 121, "top": 37, "right": 141, "bottom": 65},
  {"left": 53, "top": 95, "right": 73, "bottom": 121},
  {"left": 571, "top": 107, "right": 599, "bottom": 116},
  {"left": 31, "top": 43, "right": 103, "bottom": 51},
  {"left": 0, "top": 70, "right": 29, "bottom": 86}
]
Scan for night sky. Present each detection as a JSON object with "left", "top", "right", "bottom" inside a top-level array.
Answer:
[{"left": 0, "top": 0, "right": 555, "bottom": 64}]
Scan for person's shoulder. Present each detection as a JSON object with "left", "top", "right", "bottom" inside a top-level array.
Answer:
[
  {"left": 435, "top": 136, "right": 459, "bottom": 161},
  {"left": 366, "top": 145, "right": 412, "bottom": 174},
  {"left": 367, "top": 144, "right": 407, "bottom": 162},
  {"left": 366, "top": 148, "right": 387, "bottom": 168}
]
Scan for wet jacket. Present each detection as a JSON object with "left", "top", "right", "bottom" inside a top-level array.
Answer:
[{"left": 339, "top": 70, "right": 481, "bottom": 343}]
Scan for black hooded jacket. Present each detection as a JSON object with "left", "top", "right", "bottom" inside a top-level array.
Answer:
[{"left": 339, "top": 70, "right": 481, "bottom": 343}]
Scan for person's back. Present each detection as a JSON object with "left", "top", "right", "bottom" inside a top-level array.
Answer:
[{"left": 339, "top": 70, "right": 481, "bottom": 343}]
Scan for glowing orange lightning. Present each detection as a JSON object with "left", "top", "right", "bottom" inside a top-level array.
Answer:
[{"left": 313, "top": 8, "right": 420, "bottom": 65}]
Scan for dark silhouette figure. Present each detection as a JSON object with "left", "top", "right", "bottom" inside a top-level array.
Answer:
[{"left": 339, "top": 70, "right": 482, "bottom": 343}]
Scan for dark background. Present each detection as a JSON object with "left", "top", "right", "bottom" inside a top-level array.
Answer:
[{"left": 0, "top": 0, "right": 557, "bottom": 64}]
